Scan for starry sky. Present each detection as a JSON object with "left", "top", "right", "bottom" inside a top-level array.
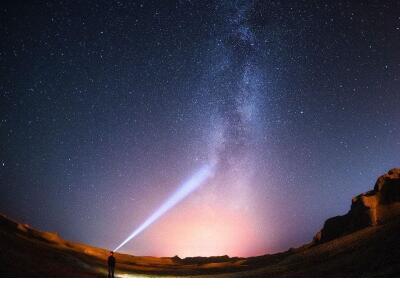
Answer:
[{"left": 1, "top": 0, "right": 399, "bottom": 257}]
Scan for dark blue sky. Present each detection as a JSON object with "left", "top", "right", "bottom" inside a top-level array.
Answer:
[{"left": 1, "top": 0, "right": 399, "bottom": 257}]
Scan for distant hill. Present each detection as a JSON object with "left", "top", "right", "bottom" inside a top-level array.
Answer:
[{"left": 1, "top": 168, "right": 400, "bottom": 277}]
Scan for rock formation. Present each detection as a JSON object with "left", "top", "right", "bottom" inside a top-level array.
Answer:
[{"left": 314, "top": 168, "right": 400, "bottom": 243}]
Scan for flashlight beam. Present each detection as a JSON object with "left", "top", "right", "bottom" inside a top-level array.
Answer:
[{"left": 113, "top": 164, "right": 214, "bottom": 252}]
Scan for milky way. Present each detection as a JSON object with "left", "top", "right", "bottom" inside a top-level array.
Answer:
[{"left": 1, "top": 1, "right": 399, "bottom": 257}]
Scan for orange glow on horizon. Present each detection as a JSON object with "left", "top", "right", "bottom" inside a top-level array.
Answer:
[{"left": 128, "top": 193, "right": 270, "bottom": 258}]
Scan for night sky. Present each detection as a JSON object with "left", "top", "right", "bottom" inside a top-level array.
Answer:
[{"left": 1, "top": 1, "right": 399, "bottom": 257}]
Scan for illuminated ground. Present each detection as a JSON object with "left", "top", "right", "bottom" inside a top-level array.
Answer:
[{"left": 1, "top": 212, "right": 400, "bottom": 277}]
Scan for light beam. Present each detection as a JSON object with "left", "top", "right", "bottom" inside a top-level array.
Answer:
[{"left": 113, "top": 164, "right": 215, "bottom": 252}]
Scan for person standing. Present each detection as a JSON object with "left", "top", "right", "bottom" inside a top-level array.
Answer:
[{"left": 107, "top": 251, "right": 116, "bottom": 278}]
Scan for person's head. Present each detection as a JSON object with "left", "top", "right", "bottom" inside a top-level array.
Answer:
[{"left": 110, "top": 251, "right": 114, "bottom": 256}]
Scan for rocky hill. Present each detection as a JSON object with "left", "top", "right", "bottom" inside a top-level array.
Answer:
[{"left": 314, "top": 168, "right": 400, "bottom": 243}]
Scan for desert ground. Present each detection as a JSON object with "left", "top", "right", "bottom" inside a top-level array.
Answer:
[{"left": 1, "top": 168, "right": 400, "bottom": 277}]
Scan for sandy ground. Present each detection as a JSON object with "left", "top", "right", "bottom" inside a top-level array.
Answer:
[{"left": 1, "top": 213, "right": 400, "bottom": 277}]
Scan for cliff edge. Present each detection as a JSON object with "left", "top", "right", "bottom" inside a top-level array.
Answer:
[{"left": 314, "top": 168, "right": 400, "bottom": 243}]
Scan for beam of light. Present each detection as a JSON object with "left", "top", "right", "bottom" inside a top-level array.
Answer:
[{"left": 113, "top": 164, "right": 215, "bottom": 252}]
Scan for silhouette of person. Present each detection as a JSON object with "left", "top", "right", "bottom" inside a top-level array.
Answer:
[{"left": 108, "top": 251, "right": 116, "bottom": 278}]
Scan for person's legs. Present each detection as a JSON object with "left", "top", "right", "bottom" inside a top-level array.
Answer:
[
  {"left": 112, "top": 267, "right": 115, "bottom": 278},
  {"left": 108, "top": 266, "right": 111, "bottom": 278}
]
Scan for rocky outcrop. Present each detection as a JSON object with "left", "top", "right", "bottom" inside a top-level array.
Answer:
[{"left": 314, "top": 168, "right": 400, "bottom": 243}]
